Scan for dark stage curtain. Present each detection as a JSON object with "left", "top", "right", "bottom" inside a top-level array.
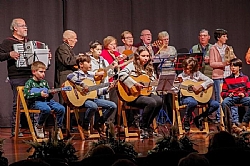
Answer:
[{"left": 0, "top": 0, "right": 249, "bottom": 127}]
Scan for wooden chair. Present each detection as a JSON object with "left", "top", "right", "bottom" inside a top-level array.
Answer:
[
  {"left": 172, "top": 93, "right": 209, "bottom": 135},
  {"left": 15, "top": 86, "right": 63, "bottom": 142},
  {"left": 117, "top": 97, "right": 158, "bottom": 138},
  {"left": 65, "top": 106, "right": 101, "bottom": 140}
]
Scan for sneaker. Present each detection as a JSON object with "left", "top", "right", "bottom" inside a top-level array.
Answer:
[
  {"left": 34, "top": 125, "right": 45, "bottom": 138},
  {"left": 194, "top": 116, "right": 203, "bottom": 131},
  {"left": 184, "top": 118, "right": 190, "bottom": 132},
  {"left": 140, "top": 128, "right": 149, "bottom": 139},
  {"left": 11, "top": 131, "right": 24, "bottom": 137}
]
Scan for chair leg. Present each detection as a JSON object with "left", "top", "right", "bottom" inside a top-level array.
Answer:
[
  {"left": 73, "top": 108, "right": 85, "bottom": 140},
  {"left": 177, "top": 111, "right": 184, "bottom": 135}
]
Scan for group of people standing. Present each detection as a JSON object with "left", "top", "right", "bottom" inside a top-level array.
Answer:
[{"left": 1, "top": 17, "right": 250, "bottom": 140}]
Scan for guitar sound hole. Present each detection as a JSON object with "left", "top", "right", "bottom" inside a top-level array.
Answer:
[{"left": 187, "top": 85, "right": 193, "bottom": 92}]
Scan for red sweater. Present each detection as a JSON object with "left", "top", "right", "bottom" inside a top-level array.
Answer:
[
  {"left": 101, "top": 49, "right": 124, "bottom": 82},
  {"left": 221, "top": 73, "right": 250, "bottom": 99}
]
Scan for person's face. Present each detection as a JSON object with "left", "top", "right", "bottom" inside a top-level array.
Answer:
[
  {"left": 230, "top": 65, "right": 240, "bottom": 75},
  {"left": 14, "top": 19, "right": 28, "bottom": 37},
  {"left": 32, "top": 68, "right": 46, "bottom": 81},
  {"left": 160, "top": 36, "right": 169, "bottom": 46},
  {"left": 91, "top": 45, "right": 102, "bottom": 57},
  {"left": 107, "top": 40, "right": 117, "bottom": 52},
  {"left": 140, "top": 30, "right": 152, "bottom": 45},
  {"left": 67, "top": 33, "right": 78, "bottom": 48},
  {"left": 122, "top": 33, "right": 134, "bottom": 46},
  {"left": 183, "top": 65, "right": 192, "bottom": 75},
  {"left": 139, "top": 50, "right": 150, "bottom": 65},
  {"left": 218, "top": 34, "right": 228, "bottom": 44},
  {"left": 79, "top": 61, "right": 91, "bottom": 72},
  {"left": 198, "top": 32, "right": 210, "bottom": 46}
]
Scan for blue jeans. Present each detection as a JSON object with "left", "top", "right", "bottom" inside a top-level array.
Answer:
[
  {"left": 83, "top": 99, "right": 117, "bottom": 124},
  {"left": 33, "top": 100, "right": 65, "bottom": 128},
  {"left": 213, "top": 79, "right": 239, "bottom": 123},
  {"left": 180, "top": 96, "right": 219, "bottom": 118},
  {"left": 221, "top": 97, "right": 250, "bottom": 123}
]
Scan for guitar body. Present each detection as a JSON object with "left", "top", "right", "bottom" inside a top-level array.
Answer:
[
  {"left": 94, "top": 68, "right": 108, "bottom": 85},
  {"left": 117, "top": 75, "right": 153, "bottom": 102},
  {"left": 62, "top": 79, "right": 98, "bottom": 107},
  {"left": 180, "top": 80, "right": 213, "bottom": 103}
]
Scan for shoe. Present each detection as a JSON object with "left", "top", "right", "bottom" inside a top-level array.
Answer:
[
  {"left": 82, "top": 128, "right": 90, "bottom": 138},
  {"left": 184, "top": 118, "right": 190, "bottom": 132},
  {"left": 11, "top": 131, "right": 24, "bottom": 137},
  {"left": 140, "top": 128, "right": 149, "bottom": 139},
  {"left": 147, "top": 127, "right": 158, "bottom": 137},
  {"left": 57, "top": 128, "right": 63, "bottom": 140},
  {"left": 194, "top": 116, "right": 203, "bottom": 131},
  {"left": 94, "top": 123, "right": 106, "bottom": 138},
  {"left": 34, "top": 125, "right": 45, "bottom": 138}
]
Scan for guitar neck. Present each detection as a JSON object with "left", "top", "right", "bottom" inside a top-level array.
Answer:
[
  {"left": 88, "top": 83, "right": 110, "bottom": 92},
  {"left": 47, "top": 88, "right": 62, "bottom": 93}
]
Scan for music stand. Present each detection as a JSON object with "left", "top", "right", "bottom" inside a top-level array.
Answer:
[
  {"left": 156, "top": 74, "right": 177, "bottom": 125},
  {"left": 175, "top": 52, "right": 203, "bottom": 75}
]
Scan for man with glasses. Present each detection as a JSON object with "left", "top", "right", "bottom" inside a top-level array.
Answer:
[
  {"left": 0, "top": 18, "right": 32, "bottom": 137},
  {"left": 190, "top": 29, "right": 213, "bottom": 78},
  {"left": 134, "top": 29, "right": 158, "bottom": 56},
  {"left": 55, "top": 30, "right": 78, "bottom": 105}
]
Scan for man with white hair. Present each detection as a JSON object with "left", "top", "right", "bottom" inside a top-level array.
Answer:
[
  {"left": 55, "top": 30, "right": 78, "bottom": 105},
  {"left": 0, "top": 18, "right": 31, "bottom": 137}
]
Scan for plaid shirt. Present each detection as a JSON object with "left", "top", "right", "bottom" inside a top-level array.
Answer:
[{"left": 67, "top": 70, "right": 108, "bottom": 96}]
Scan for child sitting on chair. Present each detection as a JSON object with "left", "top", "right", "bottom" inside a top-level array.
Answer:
[
  {"left": 178, "top": 57, "right": 219, "bottom": 132},
  {"left": 24, "top": 61, "right": 65, "bottom": 139},
  {"left": 221, "top": 58, "right": 250, "bottom": 131},
  {"left": 66, "top": 54, "right": 117, "bottom": 138}
]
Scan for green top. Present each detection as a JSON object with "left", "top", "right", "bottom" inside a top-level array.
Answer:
[{"left": 24, "top": 78, "right": 53, "bottom": 102}]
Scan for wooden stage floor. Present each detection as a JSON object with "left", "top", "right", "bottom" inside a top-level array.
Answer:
[{"left": 0, "top": 124, "right": 216, "bottom": 165}]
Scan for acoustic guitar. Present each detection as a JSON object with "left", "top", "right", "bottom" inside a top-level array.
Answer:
[
  {"left": 61, "top": 79, "right": 109, "bottom": 107},
  {"left": 179, "top": 80, "right": 213, "bottom": 103},
  {"left": 94, "top": 50, "right": 134, "bottom": 84},
  {"left": 117, "top": 75, "right": 158, "bottom": 102}
]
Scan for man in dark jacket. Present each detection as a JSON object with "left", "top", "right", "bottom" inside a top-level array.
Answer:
[{"left": 55, "top": 30, "right": 78, "bottom": 105}]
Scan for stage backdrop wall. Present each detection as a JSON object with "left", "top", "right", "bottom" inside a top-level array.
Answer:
[{"left": 0, "top": 0, "right": 249, "bottom": 127}]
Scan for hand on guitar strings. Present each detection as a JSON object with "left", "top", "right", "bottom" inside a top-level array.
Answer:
[
  {"left": 82, "top": 85, "right": 89, "bottom": 95},
  {"left": 192, "top": 85, "right": 204, "bottom": 94},
  {"left": 134, "top": 82, "right": 144, "bottom": 91}
]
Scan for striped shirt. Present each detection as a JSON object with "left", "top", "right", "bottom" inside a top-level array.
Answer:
[
  {"left": 67, "top": 70, "right": 108, "bottom": 96},
  {"left": 221, "top": 73, "right": 250, "bottom": 99}
]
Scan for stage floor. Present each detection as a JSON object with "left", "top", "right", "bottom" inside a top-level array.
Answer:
[{"left": 1, "top": 124, "right": 214, "bottom": 165}]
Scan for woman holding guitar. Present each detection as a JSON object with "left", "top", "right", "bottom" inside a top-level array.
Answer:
[{"left": 118, "top": 46, "right": 162, "bottom": 139}]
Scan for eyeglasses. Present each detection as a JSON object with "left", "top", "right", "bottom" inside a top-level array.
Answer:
[
  {"left": 199, "top": 35, "right": 208, "bottom": 37},
  {"left": 17, "top": 24, "right": 28, "bottom": 28},
  {"left": 141, "top": 34, "right": 152, "bottom": 37},
  {"left": 124, "top": 37, "right": 133, "bottom": 39}
]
